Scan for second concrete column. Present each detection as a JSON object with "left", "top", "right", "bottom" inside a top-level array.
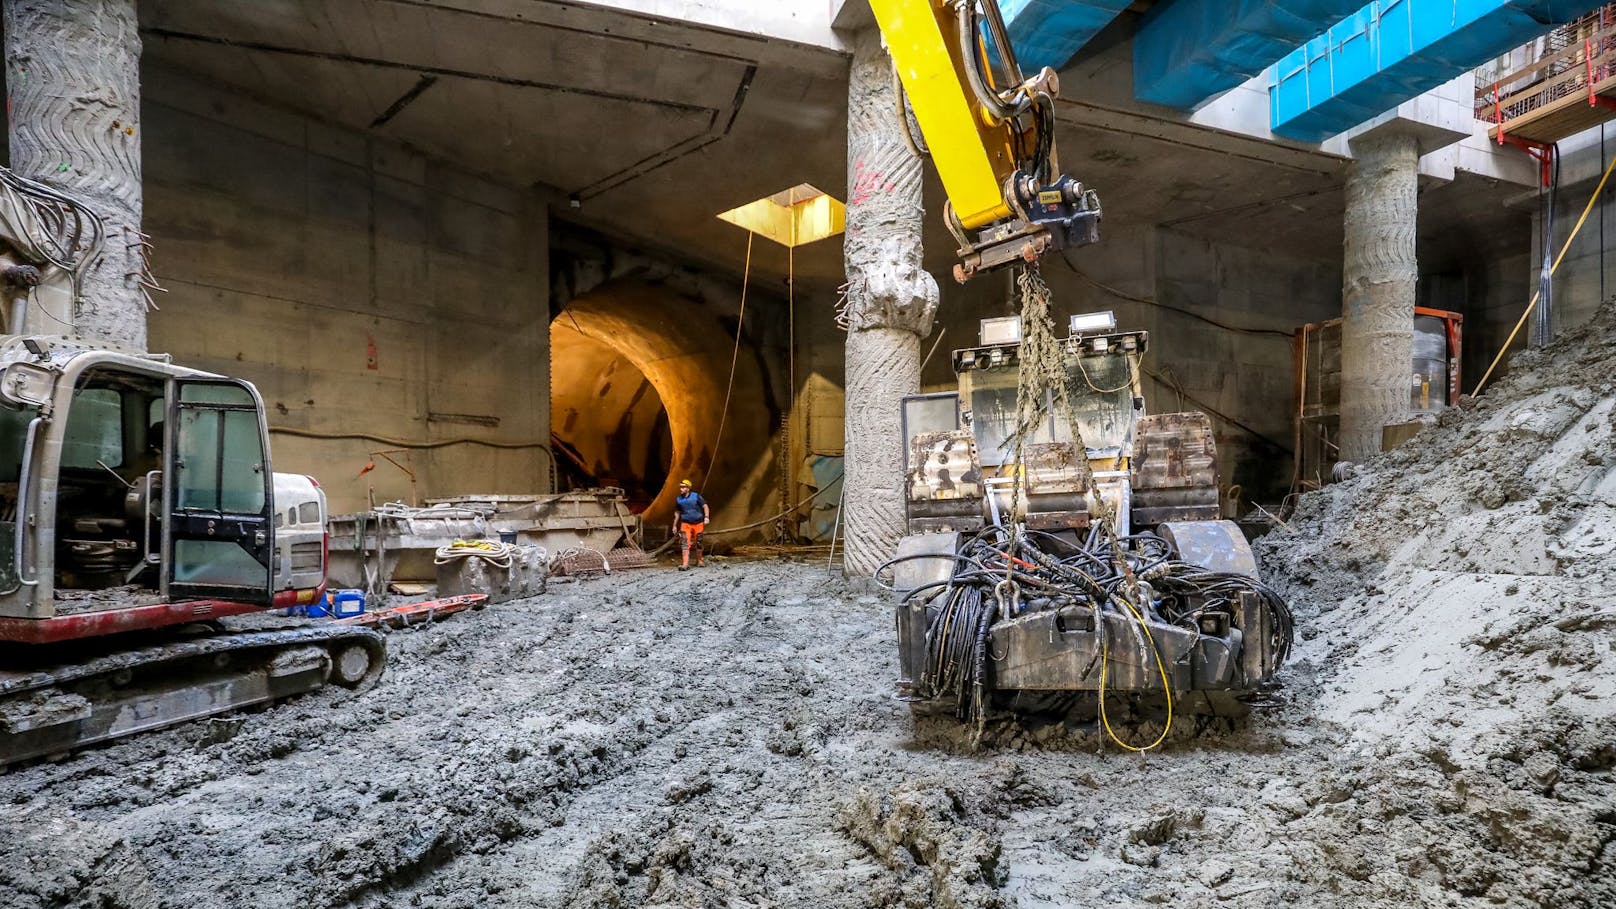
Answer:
[
  {"left": 841, "top": 31, "right": 939, "bottom": 577},
  {"left": 1339, "top": 133, "right": 1418, "bottom": 462}
]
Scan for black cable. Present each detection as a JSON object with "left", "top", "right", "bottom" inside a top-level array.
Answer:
[
  {"left": 908, "top": 526, "right": 1296, "bottom": 718},
  {"left": 1058, "top": 252, "right": 1293, "bottom": 339}
]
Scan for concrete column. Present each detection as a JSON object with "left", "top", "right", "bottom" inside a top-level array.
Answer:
[
  {"left": 841, "top": 31, "right": 939, "bottom": 577},
  {"left": 4, "top": 0, "right": 147, "bottom": 350},
  {"left": 1339, "top": 133, "right": 1418, "bottom": 462}
]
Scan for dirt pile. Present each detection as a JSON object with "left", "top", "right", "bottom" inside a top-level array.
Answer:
[{"left": 1257, "top": 301, "right": 1616, "bottom": 907}]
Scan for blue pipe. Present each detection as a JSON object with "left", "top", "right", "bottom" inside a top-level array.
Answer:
[{"left": 1134, "top": 0, "right": 1369, "bottom": 109}]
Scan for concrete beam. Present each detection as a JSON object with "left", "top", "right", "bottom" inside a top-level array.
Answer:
[{"left": 1320, "top": 75, "right": 1474, "bottom": 157}]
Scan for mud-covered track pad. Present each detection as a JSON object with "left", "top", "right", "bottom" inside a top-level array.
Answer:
[{"left": 0, "top": 625, "right": 385, "bottom": 766}]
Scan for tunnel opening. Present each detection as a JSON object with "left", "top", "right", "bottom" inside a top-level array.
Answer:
[
  {"left": 550, "top": 317, "right": 674, "bottom": 513},
  {"left": 549, "top": 278, "right": 782, "bottom": 537}
]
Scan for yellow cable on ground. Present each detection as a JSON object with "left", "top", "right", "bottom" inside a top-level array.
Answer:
[{"left": 1474, "top": 148, "right": 1616, "bottom": 396}]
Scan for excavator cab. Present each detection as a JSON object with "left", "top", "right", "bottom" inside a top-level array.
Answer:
[
  {"left": 0, "top": 339, "right": 288, "bottom": 642},
  {"left": 0, "top": 338, "right": 385, "bottom": 768}
]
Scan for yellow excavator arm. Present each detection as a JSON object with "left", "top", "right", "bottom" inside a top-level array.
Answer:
[{"left": 868, "top": 0, "right": 1101, "bottom": 282}]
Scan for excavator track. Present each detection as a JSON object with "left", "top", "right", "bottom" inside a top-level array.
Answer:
[{"left": 0, "top": 624, "right": 386, "bottom": 767}]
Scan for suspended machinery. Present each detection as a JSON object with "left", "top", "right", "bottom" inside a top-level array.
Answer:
[{"left": 884, "top": 311, "right": 1293, "bottom": 740}]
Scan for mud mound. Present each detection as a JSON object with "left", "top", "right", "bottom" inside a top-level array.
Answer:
[{"left": 1258, "top": 300, "right": 1616, "bottom": 906}]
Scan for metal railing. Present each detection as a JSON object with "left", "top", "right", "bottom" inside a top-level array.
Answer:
[{"left": 1475, "top": 5, "right": 1616, "bottom": 124}]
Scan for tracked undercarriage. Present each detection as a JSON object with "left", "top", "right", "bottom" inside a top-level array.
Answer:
[{"left": 1, "top": 623, "right": 384, "bottom": 765}]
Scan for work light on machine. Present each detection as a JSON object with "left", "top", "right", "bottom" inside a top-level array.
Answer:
[
  {"left": 1069, "top": 311, "right": 1117, "bottom": 335},
  {"left": 979, "top": 315, "right": 1022, "bottom": 346}
]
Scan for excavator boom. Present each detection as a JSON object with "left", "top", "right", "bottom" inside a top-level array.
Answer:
[{"left": 869, "top": 0, "right": 1101, "bottom": 281}]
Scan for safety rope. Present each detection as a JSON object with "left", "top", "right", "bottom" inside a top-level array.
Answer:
[{"left": 704, "top": 231, "right": 752, "bottom": 489}]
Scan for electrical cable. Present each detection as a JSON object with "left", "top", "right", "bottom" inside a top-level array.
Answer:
[
  {"left": 703, "top": 473, "right": 842, "bottom": 537},
  {"left": 704, "top": 230, "right": 752, "bottom": 489},
  {"left": 1057, "top": 252, "right": 1293, "bottom": 339},
  {"left": 269, "top": 426, "right": 554, "bottom": 454},
  {"left": 1474, "top": 142, "right": 1616, "bottom": 395},
  {"left": 880, "top": 523, "right": 1293, "bottom": 750},
  {"left": 1142, "top": 366, "right": 1292, "bottom": 453}
]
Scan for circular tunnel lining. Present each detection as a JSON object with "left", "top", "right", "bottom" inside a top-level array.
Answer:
[
  {"left": 550, "top": 280, "right": 775, "bottom": 531},
  {"left": 550, "top": 318, "right": 673, "bottom": 513}
]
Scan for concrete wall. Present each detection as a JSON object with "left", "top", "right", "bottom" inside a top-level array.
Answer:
[
  {"left": 1523, "top": 124, "right": 1616, "bottom": 346},
  {"left": 141, "top": 64, "right": 552, "bottom": 515}
]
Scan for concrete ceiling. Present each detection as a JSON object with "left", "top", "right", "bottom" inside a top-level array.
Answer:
[
  {"left": 141, "top": 0, "right": 852, "bottom": 285},
  {"left": 141, "top": 0, "right": 1528, "bottom": 295}
]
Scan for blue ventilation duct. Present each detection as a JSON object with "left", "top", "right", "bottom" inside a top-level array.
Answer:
[
  {"left": 994, "top": 0, "right": 1133, "bottom": 73},
  {"left": 1270, "top": 0, "right": 1595, "bottom": 142},
  {"left": 1134, "top": 0, "right": 1369, "bottom": 109}
]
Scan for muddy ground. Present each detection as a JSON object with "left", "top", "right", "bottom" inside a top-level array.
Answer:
[
  {"left": 1, "top": 551, "right": 1606, "bottom": 908},
  {"left": 8, "top": 311, "right": 1616, "bottom": 908},
  {"left": 0, "top": 559, "right": 1313, "bottom": 909}
]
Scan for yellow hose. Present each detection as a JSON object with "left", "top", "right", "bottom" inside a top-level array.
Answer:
[
  {"left": 1474, "top": 147, "right": 1616, "bottom": 396},
  {"left": 1097, "top": 594, "right": 1175, "bottom": 753}
]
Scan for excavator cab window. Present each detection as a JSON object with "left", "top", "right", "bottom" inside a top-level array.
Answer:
[
  {"left": 963, "top": 366, "right": 1056, "bottom": 469},
  {"left": 52, "top": 369, "right": 166, "bottom": 593},
  {"left": 1056, "top": 354, "right": 1136, "bottom": 458},
  {"left": 164, "top": 379, "right": 274, "bottom": 604}
]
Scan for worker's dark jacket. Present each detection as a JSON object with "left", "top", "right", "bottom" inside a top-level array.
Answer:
[{"left": 675, "top": 492, "right": 708, "bottom": 525}]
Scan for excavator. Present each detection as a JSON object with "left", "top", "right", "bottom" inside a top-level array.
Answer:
[
  {"left": 870, "top": 0, "right": 1102, "bottom": 282},
  {"left": 870, "top": 3, "right": 1292, "bottom": 741},
  {"left": 0, "top": 166, "right": 385, "bottom": 766}
]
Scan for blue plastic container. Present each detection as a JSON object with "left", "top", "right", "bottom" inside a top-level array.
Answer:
[
  {"left": 332, "top": 589, "right": 366, "bottom": 619},
  {"left": 306, "top": 596, "right": 331, "bottom": 619}
]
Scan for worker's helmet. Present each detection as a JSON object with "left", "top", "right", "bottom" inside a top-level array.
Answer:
[{"left": 679, "top": 479, "right": 692, "bottom": 488}]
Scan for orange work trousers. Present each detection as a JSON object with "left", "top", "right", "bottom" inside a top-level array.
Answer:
[{"left": 678, "top": 521, "right": 705, "bottom": 566}]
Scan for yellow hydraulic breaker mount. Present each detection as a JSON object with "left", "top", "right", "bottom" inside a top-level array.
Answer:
[{"left": 869, "top": 0, "right": 1019, "bottom": 231}]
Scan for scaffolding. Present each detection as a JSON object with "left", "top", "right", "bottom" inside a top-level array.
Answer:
[{"left": 1476, "top": 4, "right": 1616, "bottom": 180}]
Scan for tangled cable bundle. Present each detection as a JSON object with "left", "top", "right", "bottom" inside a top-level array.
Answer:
[
  {"left": 877, "top": 525, "right": 1295, "bottom": 749},
  {"left": 434, "top": 539, "right": 521, "bottom": 570}
]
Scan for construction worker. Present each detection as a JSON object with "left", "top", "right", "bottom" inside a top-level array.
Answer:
[{"left": 672, "top": 479, "right": 710, "bottom": 570}]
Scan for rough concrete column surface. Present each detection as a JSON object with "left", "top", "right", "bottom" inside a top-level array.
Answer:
[
  {"left": 842, "top": 30, "right": 939, "bottom": 577},
  {"left": 1339, "top": 133, "right": 1417, "bottom": 462},
  {"left": 4, "top": 0, "right": 146, "bottom": 350}
]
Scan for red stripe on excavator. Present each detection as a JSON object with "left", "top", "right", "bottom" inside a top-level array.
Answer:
[{"left": 0, "top": 586, "right": 324, "bottom": 644}]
